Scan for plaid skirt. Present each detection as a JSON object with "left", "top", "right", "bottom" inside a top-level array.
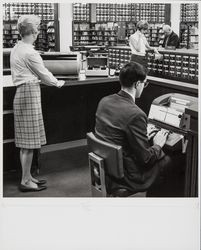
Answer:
[{"left": 13, "top": 82, "right": 46, "bottom": 149}]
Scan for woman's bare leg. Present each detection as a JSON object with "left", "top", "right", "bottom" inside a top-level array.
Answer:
[
  {"left": 30, "top": 149, "right": 45, "bottom": 183},
  {"left": 20, "top": 148, "right": 37, "bottom": 187},
  {"left": 30, "top": 175, "right": 41, "bottom": 183}
]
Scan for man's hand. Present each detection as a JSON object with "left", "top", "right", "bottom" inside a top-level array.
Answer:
[
  {"left": 147, "top": 124, "right": 160, "bottom": 140},
  {"left": 153, "top": 129, "right": 169, "bottom": 148},
  {"left": 148, "top": 129, "right": 159, "bottom": 140},
  {"left": 57, "top": 80, "right": 65, "bottom": 88}
]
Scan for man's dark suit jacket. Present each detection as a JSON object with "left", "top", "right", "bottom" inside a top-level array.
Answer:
[
  {"left": 95, "top": 90, "right": 166, "bottom": 192},
  {"left": 162, "top": 31, "right": 180, "bottom": 48}
]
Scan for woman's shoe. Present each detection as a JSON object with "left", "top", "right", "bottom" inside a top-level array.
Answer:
[
  {"left": 32, "top": 179, "right": 47, "bottom": 185},
  {"left": 19, "top": 184, "right": 47, "bottom": 192}
]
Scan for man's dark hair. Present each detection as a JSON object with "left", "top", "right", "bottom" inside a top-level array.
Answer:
[{"left": 119, "top": 62, "right": 147, "bottom": 88}]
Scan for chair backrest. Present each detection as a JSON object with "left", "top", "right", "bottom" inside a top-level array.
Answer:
[{"left": 87, "top": 132, "right": 124, "bottom": 179}]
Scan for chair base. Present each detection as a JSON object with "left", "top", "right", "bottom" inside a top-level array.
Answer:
[
  {"left": 129, "top": 191, "right": 147, "bottom": 197},
  {"left": 109, "top": 188, "right": 147, "bottom": 197},
  {"left": 91, "top": 187, "right": 147, "bottom": 197}
]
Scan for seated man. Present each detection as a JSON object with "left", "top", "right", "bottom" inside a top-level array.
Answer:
[
  {"left": 95, "top": 62, "right": 174, "bottom": 195},
  {"left": 162, "top": 25, "right": 180, "bottom": 48}
]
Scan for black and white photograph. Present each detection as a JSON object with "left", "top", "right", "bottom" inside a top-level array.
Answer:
[
  {"left": 1, "top": 1, "right": 200, "bottom": 250},
  {"left": 2, "top": 3, "right": 198, "bottom": 197},
  {"left": 2, "top": 2, "right": 199, "bottom": 198}
]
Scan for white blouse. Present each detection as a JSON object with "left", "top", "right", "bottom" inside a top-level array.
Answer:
[
  {"left": 10, "top": 41, "right": 59, "bottom": 87},
  {"left": 129, "top": 30, "right": 148, "bottom": 56}
]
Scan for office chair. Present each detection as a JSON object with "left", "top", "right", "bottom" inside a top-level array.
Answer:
[{"left": 87, "top": 132, "right": 147, "bottom": 197}]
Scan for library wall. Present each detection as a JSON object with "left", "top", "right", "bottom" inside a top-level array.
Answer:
[{"left": 59, "top": 3, "right": 73, "bottom": 52}]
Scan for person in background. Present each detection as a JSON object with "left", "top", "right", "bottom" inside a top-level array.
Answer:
[
  {"left": 129, "top": 20, "right": 160, "bottom": 71},
  {"left": 95, "top": 62, "right": 177, "bottom": 196},
  {"left": 162, "top": 25, "right": 180, "bottom": 48},
  {"left": 10, "top": 15, "right": 65, "bottom": 192}
]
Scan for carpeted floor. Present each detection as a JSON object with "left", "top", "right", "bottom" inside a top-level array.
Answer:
[{"left": 3, "top": 145, "right": 92, "bottom": 197}]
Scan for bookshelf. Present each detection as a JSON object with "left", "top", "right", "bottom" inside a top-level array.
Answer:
[
  {"left": 180, "top": 3, "right": 198, "bottom": 49},
  {"left": 3, "top": 3, "right": 57, "bottom": 51},
  {"left": 72, "top": 3, "right": 171, "bottom": 47}
]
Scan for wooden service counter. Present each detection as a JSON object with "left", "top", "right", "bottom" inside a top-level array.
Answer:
[{"left": 3, "top": 74, "right": 198, "bottom": 196}]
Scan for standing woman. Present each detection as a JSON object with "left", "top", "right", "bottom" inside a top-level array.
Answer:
[
  {"left": 10, "top": 15, "right": 65, "bottom": 192},
  {"left": 129, "top": 20, "right": 160, "bottom": 71}
]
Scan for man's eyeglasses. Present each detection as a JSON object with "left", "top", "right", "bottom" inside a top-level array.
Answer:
[
  {"left": 143, "top": 80, "right": 149, "bottom": 88},
  {"left": 134, "top": 80, "right": 149, "bottom": 89},
  {"left": 135, "top": 81, "right": 149, "bottom": 89}
]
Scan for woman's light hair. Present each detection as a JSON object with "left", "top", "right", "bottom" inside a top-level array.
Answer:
[
  {"left": 17, "top": 15, "right": 41, "bottom": 37},
  {"left": 136, "top": 20, "right": 149, "bottom": 31}
]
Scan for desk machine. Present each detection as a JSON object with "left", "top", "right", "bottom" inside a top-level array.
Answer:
[
  {"left": 41, "top": 52, "right": 81, "bottom": 79},
  {"left": 147, "top": 93, "right": 197, "bottom": 152},
  {"left": 85, "top": 56, "right": 109, "bottom": 77}
]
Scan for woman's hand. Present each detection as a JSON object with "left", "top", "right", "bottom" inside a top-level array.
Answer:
[
  {"left": 155, "top": 53, "right": 163, "bottom": 61},
  {"left": 57, "top": 80, "right": 65, "bottom": 88},
  {"left": 154, "top": 48, "right": 159, "bottom": 54}
]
